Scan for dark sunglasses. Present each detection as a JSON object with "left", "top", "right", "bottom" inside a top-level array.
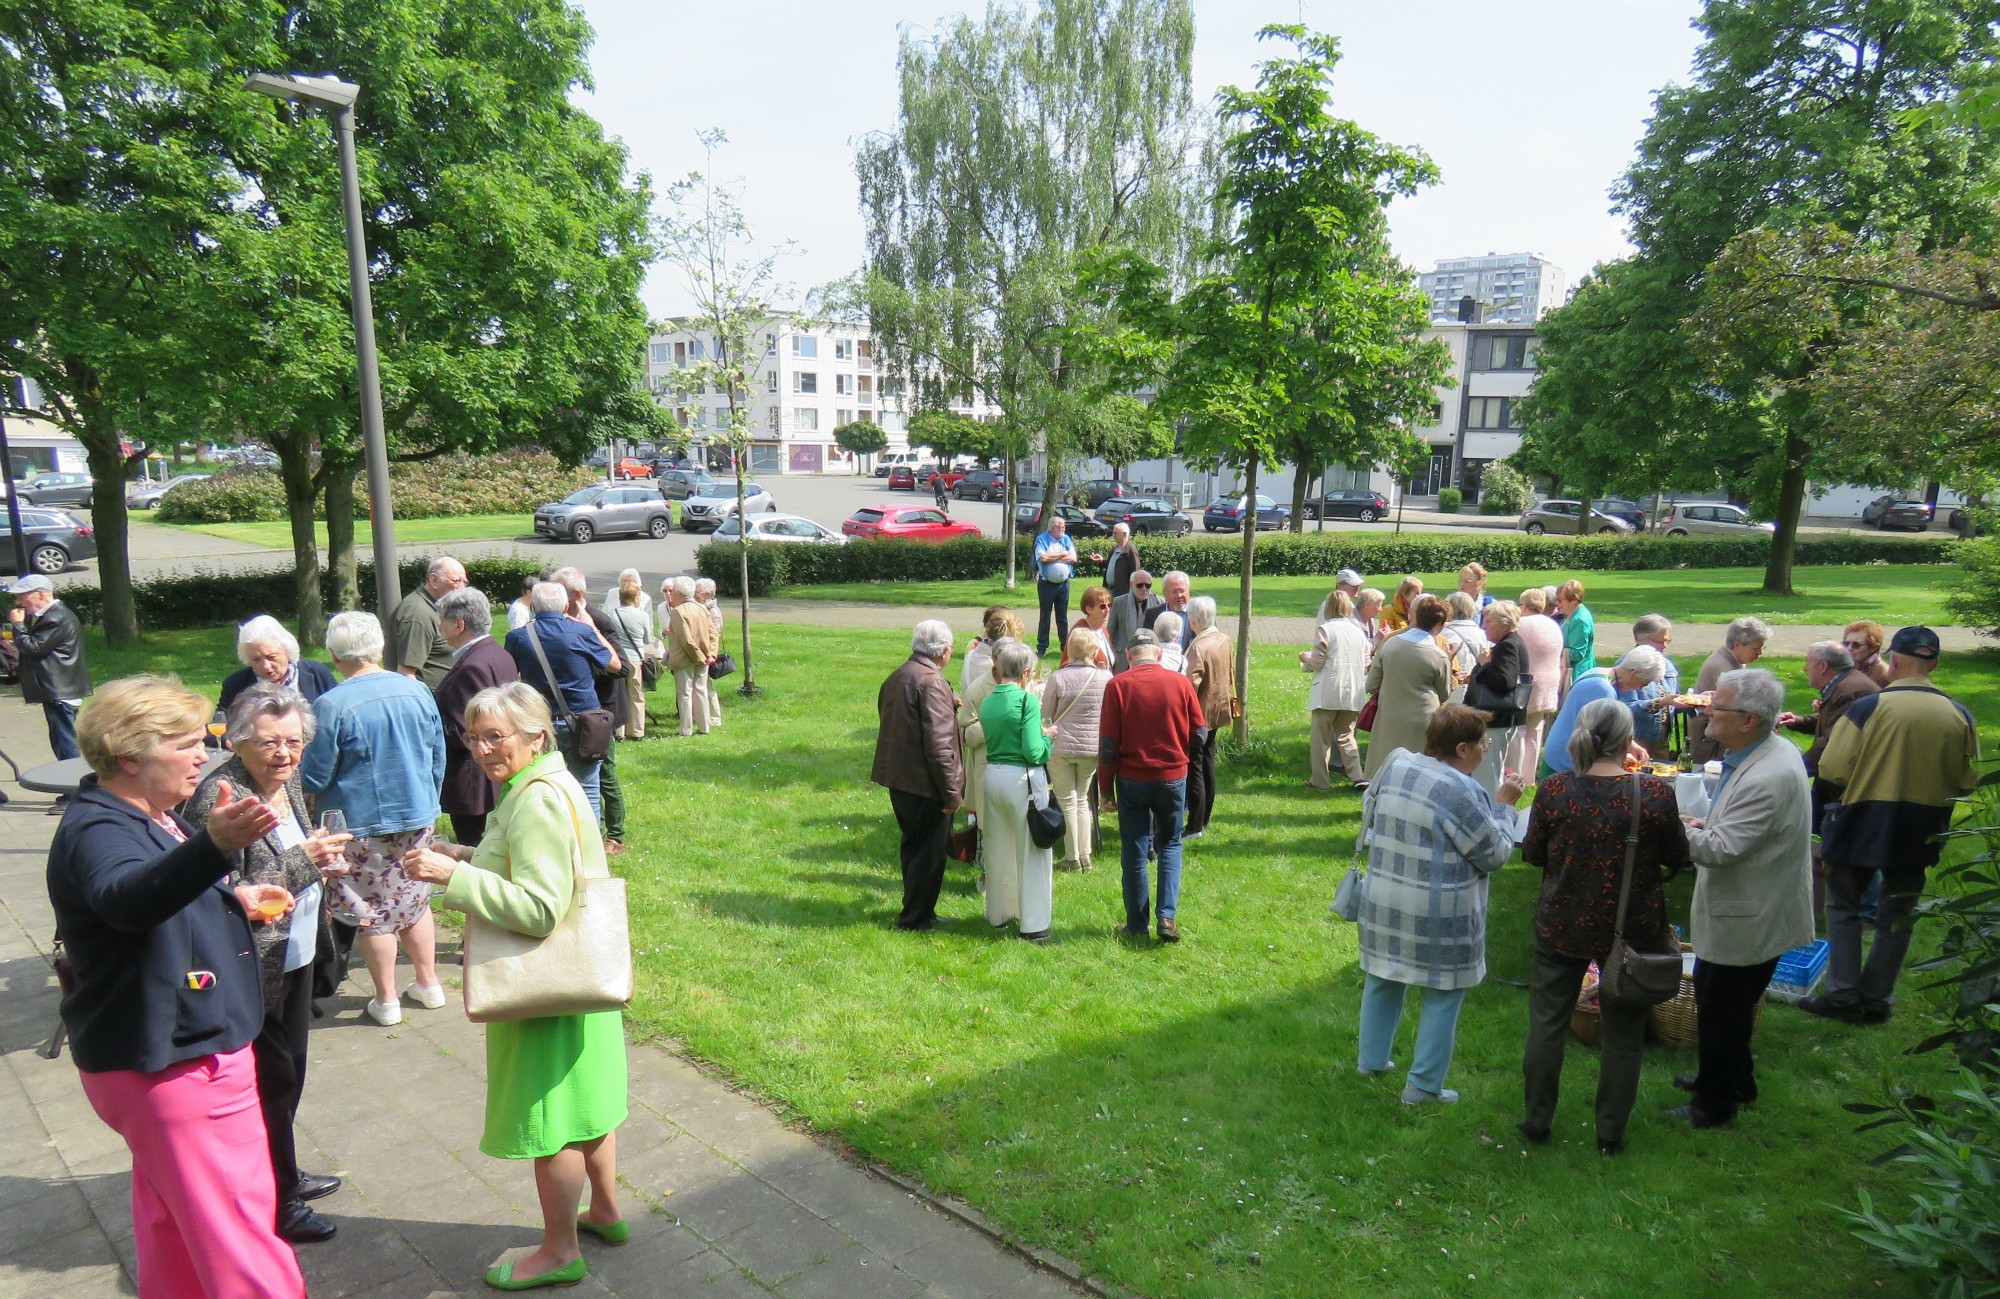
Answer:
[
  {"left": 1842, "top": 640, "right": 1870, "bottom": 650},
  {"left": 1133, "top": 582, "right": 1153, "bottom": 589}
]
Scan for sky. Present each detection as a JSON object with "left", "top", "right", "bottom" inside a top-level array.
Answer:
[{"left": 572, "top": 0, "right": 1711, "bottom": 319}]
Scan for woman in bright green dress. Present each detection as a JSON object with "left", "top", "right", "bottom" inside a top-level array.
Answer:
[{"left": 404, "top": 681, "right": 627, "bottom": 1291}]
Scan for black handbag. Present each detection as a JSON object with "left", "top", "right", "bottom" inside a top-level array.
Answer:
[
  {"left": 1465, "top": 669, "right": 1534, "bottom": 714},
  {"left": 709, "top": 652, "right": 737, "bottom": 680},
  {"left": 1020, "top": 695, "right": 1066, "bottom": 849},
  {"left": 1599, "top": 773, "right": 1684, "bottom": 1008},
  {"left": 525, "top": 624, "right": 616, "bottom": 764}
]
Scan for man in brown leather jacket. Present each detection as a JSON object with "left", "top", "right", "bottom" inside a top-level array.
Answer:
[{"left": 872, "top": 620, "right": 965, "bottom": 930}]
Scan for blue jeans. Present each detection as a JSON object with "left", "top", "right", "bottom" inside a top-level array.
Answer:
[
  {"left": 1358, "top": 974, "right": 1466, "bottom": 1095},
  {"left": 553, "top": 718, "right": 604, "bottom": 827},
  {"left": 1116, "top": 777, "right": 1185, "bottom": 928},
  {"left": 44, "top": 700, "right": 79, "bottom": 761}
]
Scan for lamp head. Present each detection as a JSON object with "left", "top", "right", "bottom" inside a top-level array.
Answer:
[{"left": 244, "top": 73, "right": 359, "bottom": 110}]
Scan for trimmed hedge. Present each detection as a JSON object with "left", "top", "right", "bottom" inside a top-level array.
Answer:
[
  {"left": 157, "top": 450, "right": 598, "bottom": 523},
  {"left": 60, "top": 554, "right": 545, "bottom": 632},
  {"left": 1437, "top": 487, "right": 1462, "bottom": 514},
  {"left": 697, "top": 530, "right": 1961, "bottom": 597}
]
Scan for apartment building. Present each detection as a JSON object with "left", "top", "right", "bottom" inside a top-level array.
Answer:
[{"left": 1418, "top": 252, "right": 1566, "bottom": 324}]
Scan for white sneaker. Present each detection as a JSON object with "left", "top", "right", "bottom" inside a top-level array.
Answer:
[
  {"left": 404, "top": 983, "right": 447, "bottom": 1010},
  {"left": 365, "top": 998, "right": 403, "bottom": 1026},
  {"left": 1400, "top": 1083, "right": 1459, "bottom": 1106}
]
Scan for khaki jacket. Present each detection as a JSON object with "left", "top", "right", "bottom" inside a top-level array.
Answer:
[
  {"left": 1185, "top": 628, "right": 1236, "bottom": 730},
  {"left": 665, "top": 600, "right": 718, "bottom": 671}
]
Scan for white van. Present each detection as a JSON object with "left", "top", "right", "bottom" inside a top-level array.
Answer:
[{"left": 876, "top": 450, "right": 924, "bottom": 478}]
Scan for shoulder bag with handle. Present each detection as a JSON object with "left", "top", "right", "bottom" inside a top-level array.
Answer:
[
  {"left": 1598, "top": 772, "right": 1683, "bottom": 1008},
  {"left": 524, "top": 622, "right": 616, "bottom": 764},
  {"left": 1018, "top": 692, "right": 1067, "bottom": 849},
  {"left": 461, "top": 775, "right": 633, "bottom": 1022},
  {"left": 1334, "top": 767, "right": 1385, "bottom": 921}
]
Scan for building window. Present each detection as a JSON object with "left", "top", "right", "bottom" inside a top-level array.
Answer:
[
  {"left": 766, "top": 371, "right": 777, "bottom": 393},
  {"left": 833, "top": 338, "right": 854, "bottom": 361},
  {"left": 1475, "top": 335, "right": 1537, "bottom": 370},
  {"left": 689, "top": 339, "right": 706, "bottom": 361},
  {"left": 792, "top": 335, "right": 818, "bottom": 359},
  {"left": 794, "top": 408, "right": 819, "bottom": 431},
  {"left": 836, "top": 408, "right": 853, "bottom": 426},
  {"left": 673, "top": 341, "right": 687, "bottom": 366},
  {"left": 857, "top": 374, "right": 873, "bottom": 400},
  {"left": 856, "top": 339, "right": 872, "bottom": 363},
  {"left": 649, "top": 342, "right": 670, "bottom": 365},
  {"left": 1467, "top": 397, "right": 1521, "bottom": 429},
  {"left": 794, "top": 372, "right": 818, "bottom": 395},
  {"left": 767, "top": 408, "right": 780, "bottom": 432},
  {"left": 765, "top": 333, "right": 776, "bottom": 356},
  {"left": 834, "top": 374, "right": 853, "bottom": 396}
]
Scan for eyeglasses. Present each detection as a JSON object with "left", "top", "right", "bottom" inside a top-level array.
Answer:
[
  {"left": 469, "top": 731, "right": 521, "bottom": 750},
  {"left": 248, "top": 738, "right": 306, "bottom": 756},
  {"left": 1842, "top": 640, "right": 1870, "bottom": 650},
  {"left": 1709, "top": 706, "right": 1756, "bottom": 717},
  {"left": 1133, "top": 582, "right": 1152, "bottom": 590}
]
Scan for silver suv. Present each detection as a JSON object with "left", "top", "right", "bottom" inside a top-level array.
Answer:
[
  {"left": 533, "top": 483, "right": 672, "bottom": 544},
  {"left": 1658, "top": 503, "right": 1774, "bottom": 536}
]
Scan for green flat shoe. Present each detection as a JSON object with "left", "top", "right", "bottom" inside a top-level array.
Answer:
[
  {"left": 577, "top": 1215, "right": 630, "bottom": 1245},
  {"left": 485, "top": 1256, "right": 588, "bottom": 1290}
]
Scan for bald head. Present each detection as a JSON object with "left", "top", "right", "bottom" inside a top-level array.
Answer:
[{"left": 425, "top": 556, "right": 468, "bottom": 597}]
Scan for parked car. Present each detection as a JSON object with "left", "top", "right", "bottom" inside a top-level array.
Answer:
[
  {"left": 842, "top": 504, "right": 985, "bottom": 541},
  {"left": 1303, "top": 489, "right": 1390, "bottom": 522},
  {"left": 1095, "top": 496, "right": 1193, "bottom": 535},
  {"left": 954, "top": 469, "right": 1009, "bottom": 501},
  {"left": 1203, "top": 494, "right": 1289, "bottom": 532},
  {"left": 681, "top": 482, "right": 775, "bottom": 532},
  {"left": 0, "top": 508, "right": 97, "bottom": 574},
  {"left": 887, "top": 466, "right": 918, "bottom": 491},
  {"left": 613, "top": 457, "right": 655, "bottom": 480},
  {"left": 647, "top": 453, "right": 701, "bottom": 477},
  {"left": 1861, "top": 495, "right": 1935, "bottom": 531},
  {"left": 126, "top": 473, "right": 211, "bottom": 510},
  {"left": 713, "top": 512, "right": 846, "bottom": 544},
  {"left": 19, "top": 473, "right": 94, "bottom": 510},
  {"left": 1518, "top": 500, "right": 1634, "bottom": 535},
  {"left": 1658, "top": 502, "right": 1775, "bottom": 536},
  {"left": 658, "top": 469, "right": 722, "bottom": 500},
  {"left": 928, "top": 468, "right": 971, "bottom": 493},
  {"left": 1594, "top": 496, "right": 1659, "bottom": 530},
  {"left": 533, "top": 483, "right": 672, "bottom": 543},
  {"left": 1073, "top": 478, "right": 1131, "bottom": 509},
  {"left": 1014, "top": 501, "right": 1106, "bottom": 537}
]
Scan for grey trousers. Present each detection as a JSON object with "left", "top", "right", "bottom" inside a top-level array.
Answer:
[
  {"left": 1823, "top": 862, "right": 1926, "bottom": 1011},
  {"left": 1522, "top": 940, "right": 1650, "bottom": 1146}
]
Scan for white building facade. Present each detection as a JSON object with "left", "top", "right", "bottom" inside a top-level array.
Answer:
[
  {"left": 1419, "top": 252, "right": 1567, "bottom": 325},
  {"left": 643, "top": 313, "right": 997, "bottom": 474}
]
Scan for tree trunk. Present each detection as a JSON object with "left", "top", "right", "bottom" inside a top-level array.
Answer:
[
  {"left": 324, "top": 457, "right": 361, "bottom": 612},
  {"left": 1762, "top": 431, "right": 1810, "bottom": 595},
  {"left": 1232, "top": 459, "right": 1258, "bottom": 743},
  {"left": 1577, "top": 495, "right": 1594, "bottom": 537},
  {"left": 277, "top": 436, "right": 325, "bottom": 647},
  {"left": 735, "top": 459, "right": 757, "bottom": 693},
  {"left": 81, "top": 437, "right": 140, "bottom": 646},
  {"left": 1289, "top": 464, "right": 1308, "bottom": 534},
  {"left": 1002, "top": 448, "right": 1018, "bottom": 590}
]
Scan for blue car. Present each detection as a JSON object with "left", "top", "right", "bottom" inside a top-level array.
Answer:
[{"left": 1202, "top": 493, "right": 1289, "bottom": 532}]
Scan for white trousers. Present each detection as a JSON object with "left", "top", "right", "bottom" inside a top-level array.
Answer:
[
  {"left": 983, "top": 763, "right": 1053, "bottom": 934},
  {"left": 675, "top": 666, "right": 712, "bottom": 735}
]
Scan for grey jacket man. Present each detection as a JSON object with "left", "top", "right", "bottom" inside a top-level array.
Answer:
[
  {"left": 1685, "top": 735, "right": 1815, "bottom": 966},
  {"left": 1107, "top": 591, "right": 1165, "bottom": 672}
]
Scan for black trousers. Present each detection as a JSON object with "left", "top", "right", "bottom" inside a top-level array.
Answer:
[
  {"left": 1522, "top": 940, "right": 1649, "bottom": 1146},
  {"left": 1184, "top": 729, "right": 1219, "bottom": 834},
  {"left": 450, "top": 812, "right": 488, "bottom": 847},
  {"left": 1036, "top": 580, "right": 1071, "bottom": 655},
  {"left": 890, "top": 788, "right": 950, "bottom": 928},
  {"left": 1692, "top": 955, "right": 1779, "bottom": 1121},
  {"left": 254, "top": 965, "right": 314, "bottom": 1206}
]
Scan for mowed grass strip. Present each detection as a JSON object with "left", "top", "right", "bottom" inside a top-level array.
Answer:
[
  {"left": 142, "top": 511, "right": 541, "bottom": 549},
  {"left": 771, "top": 562, "right": 1956, "bottom": 626},
  {"left": 86, "top": 624, "right": 1998, "bottom": 1298}
]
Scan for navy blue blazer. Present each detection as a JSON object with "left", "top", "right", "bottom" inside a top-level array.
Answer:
[
  {"left": 47, "top": 779, "right": 262, "bottom": 1074},
  {"left": 218, "top": 658, "right": 337, "bottom": 712}
]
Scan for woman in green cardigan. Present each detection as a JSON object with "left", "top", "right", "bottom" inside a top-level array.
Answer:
[
  {"left": 404, "top": 681, "right": 627, "bottom": 1291},
  {"left": 978, "top": 639, "right": 1054, "bottom": 940}
]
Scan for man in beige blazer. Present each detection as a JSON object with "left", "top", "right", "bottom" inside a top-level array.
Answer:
[{"left": 1677, "top": 667, "right": 1815, "bottom": 1129}]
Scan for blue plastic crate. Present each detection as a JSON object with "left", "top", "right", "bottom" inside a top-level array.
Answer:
[{"left": 1767, "top": 939, "right": 1830, "bottom": 1004}]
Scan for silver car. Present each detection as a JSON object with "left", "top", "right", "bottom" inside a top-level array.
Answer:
[
  {"left": 1518, "top": 500, "right": 1635, "bottom": 535},
  {"left": 127, "top": 473, "right": 211, "bottom": 509},
  {"left": 713, "top": 512, "right": 846, "bottom": 544},
  {"left": 533, "top": 483, "right": 673, "bottom": 544},
  {"left": 681, "top": 482, "right": 775, "bottom": 533},
  {"left": 1658, "top": 503, "right": 1774, "bottom": 536}
]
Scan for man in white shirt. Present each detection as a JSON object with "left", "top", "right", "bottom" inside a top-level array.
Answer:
[{"left": 1034, "top": 515, "right": 1080, "bottom": 657}]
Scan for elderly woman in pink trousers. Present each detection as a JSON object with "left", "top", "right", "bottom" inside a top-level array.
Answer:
[{"left": 1508, "top": 587, "right": 1567, "bottom": 777}]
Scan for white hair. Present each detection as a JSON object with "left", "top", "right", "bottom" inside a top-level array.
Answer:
[
  {"left": 1614, "top": 643, "right": 1667, "bottom": 685},
  {"left": 993, "top": 639, "right": 1037, "bottom": 681},
  {"left": 529, "top": 582, "right": 568, "bottom": 614},
  {"left": 694, "top": 577, "right": 717, "bottom": 599},
  {"left": 551, "top": 566, "right": 587, "bottom": 598},
  {"left": 224, "top": 682, "right": 317, "bottom": 747},
  {"left": 670, "top": 575, "right": 696, "bottom": 600},
  {"left": 1111, "top": 521, "right": 1130, "bottom": 539},
  {"left": 911, "top": 619, "right": 953, "bottom": 660},
  {"left": 325, "top": 611, "right": 385, "bottom": 665},
  {"left": 1719, "top": 667, "right": 1783, "bottom": 730},
  {"left": 436, "top": 586, "right": 491, "bottom": 636},
  {"left": 1724, "top": 616, "right": 1772, "bottom": 649},
  {"left": 1808, "top": 640, "right": 1854, "bottom": 671},
  {"left": 1162, "top": 569, "right": 1190, "bottom": 588},
  {"left": 1186, "top": 595, "right": 1217, "bottom": 633},
  {"left": 236, "top": 615, "right": 300, "bottom": 666},
  {"left": 1153, "top": 611, "right": 1183, "bottom": 644},
  {"left": 1632, "top": 613, "right": 1673, "bottom": 642}
]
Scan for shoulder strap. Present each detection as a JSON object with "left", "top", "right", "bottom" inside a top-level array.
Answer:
[
  {"left": 1610, "top": 772, "right": 1644, "bottom": 943},
  {"left": 524, "top": 623, "right": 576, "bottom": 721},
  {"left": 518, "top": 773, "right": 591, "bottom": 904}
]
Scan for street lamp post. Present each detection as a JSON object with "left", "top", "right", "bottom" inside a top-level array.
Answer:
[{"left": 245, "top": 72, "right": 401, "bottom": 618}]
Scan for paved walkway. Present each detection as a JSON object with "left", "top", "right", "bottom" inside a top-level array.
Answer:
[{"left": 0, "top": 695, "right": 1084, "bottom": 1299}]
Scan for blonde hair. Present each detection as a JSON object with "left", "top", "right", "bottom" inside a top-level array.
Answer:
[
  {"left": 982, "top": 606, "right": 1023, "bottom": 641},
  {"left": 1393, "top": 576, "right": 1424, "bottom": 610},
  {"left": 463, "top": 681, "right": 556, "bottom": 756},
  {"left": 77, "top": 675, "right": 211, "bottom": 780},
  {"left": 1519, "top": 588, "right": 1548, "bottom": 614},
  {"left": 1458, "top": 562, "right": 1488, "bottom": 584},
  {"left": 1484, "top": 600, "right": 1520, "bottom": 634},
  {"left": 1064, "top": 625, "right": 1104, "bottom": 666},
  {"left": 618, "top": 573, "right": 642, "bottom": 607},
  {"left": 1319, "top": 589, "right": 1354, "bottom": 620}
]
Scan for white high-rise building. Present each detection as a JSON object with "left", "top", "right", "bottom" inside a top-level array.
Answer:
[
  {"left": 643, "top": 312, "right": 997, "bottom": 474},
  {"left": 1418, "top": 252, "right": 1566, "bottom": 324}
]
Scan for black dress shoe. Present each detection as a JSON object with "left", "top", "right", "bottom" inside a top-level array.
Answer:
[
  {"left": 1666, "top": 1103, "right": 1729, "bottom": 1129},
  {"left": 1597, "top": 1137, "right": 1627, "bottom": 1156},
  {"left": 277, "top": 1200, "right": 338, "bottom": 1243},
  {"left": 295, "top": 1172, "right": 342, "bottom": 1202},
  {"left": 1514, "top": 1120, "right": 1551, "bottom": 1146},
  {"left": 1797, "top": 994, "right": 1869, "bottom": 1025}
]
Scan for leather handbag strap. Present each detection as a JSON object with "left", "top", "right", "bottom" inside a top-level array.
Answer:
[
  {"left": 504, "top": 774, "right": 590, "bottom": 908},
  {"left": 524, "top": 623, "right": 576, "bottom": 721},
  {"left": 1610, "top": 771, "right": 1644, "bottom": 944}
]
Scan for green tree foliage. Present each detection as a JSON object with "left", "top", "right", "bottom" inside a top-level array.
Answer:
[
  {"left": 906, "top": 411, "right": 1001, "bottom": 466},
  {"left": 1529, "top": 0, "right": 2000, "bottom": 595},
  {"left": 832, "top": 420, "right": 888, "bottom": 473},
  {"left": 855, "top": 0, "right": 1209, "bottom": 587}
]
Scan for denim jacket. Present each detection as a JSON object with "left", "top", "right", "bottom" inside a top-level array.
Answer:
[{"left": 300, "top": 669, "right": 446, "bottom": 836}]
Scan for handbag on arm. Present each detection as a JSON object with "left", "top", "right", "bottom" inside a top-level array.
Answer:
[
  {"left": 1598, "top": 772, "right": 1683, "bottom": 1008},
  {"left": 461, "top": 778, "right": 632, "bottom": 1022},
  {"left": 524, "top": 623, "right": 616, "bottom": 763},
  {"left": 1018, "top": 693, "right": 1067, "bottom": 850}
]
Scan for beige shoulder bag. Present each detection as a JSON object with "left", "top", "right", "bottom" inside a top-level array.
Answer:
[{"left": 461, "top": 776, "right": 633, "bottom": 1023}]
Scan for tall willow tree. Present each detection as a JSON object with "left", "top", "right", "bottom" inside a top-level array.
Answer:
[{"left": 855, "top": 0, "right": 1209, "bottom": 587}]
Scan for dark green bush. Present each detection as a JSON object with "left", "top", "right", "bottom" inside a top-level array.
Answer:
[
  {"left": 1437, "top": 487, "right": 1462, "bottom": 514},
  {"left": 59, "top": 553, "right": 544, "bottom": 632},
  {"left": 699, "top": 530, "right": 1960, "bottom": 595},
  {"left": 155, "top": 467, "right": 286, "bottom": 522},
  {"left": 156, "top": 450, "right": 598, "bottom": 523}
]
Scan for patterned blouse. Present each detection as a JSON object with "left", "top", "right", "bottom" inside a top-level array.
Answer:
[{"left": 1520, "top": 772, "right": 1688, "bottom": 960}]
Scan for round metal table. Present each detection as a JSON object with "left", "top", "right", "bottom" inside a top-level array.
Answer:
[{"left": 17, "top": 751, "right": 231, "bottom": 796}]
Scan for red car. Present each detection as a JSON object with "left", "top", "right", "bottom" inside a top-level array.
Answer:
[
  {"left": 887, "top": 466, "right": 917, "bottom": 490},
  {"left": 928, "top": 469, "right": 970, "bottom": 493},
  {"left": 613, "top": 458, "right": 655, "bottom": 480},
  {"left": 841, "top": 504, "right": 984, "bottom": 541}
]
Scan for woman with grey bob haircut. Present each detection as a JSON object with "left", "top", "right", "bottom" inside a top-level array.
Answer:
[
  {"left": 221, "top": 614, "right": 339, "bottom": 711},
  {"left": 1691, "top": 617, "right": 1772, "bottom": 763},
  {"left": 1568, "top": 697, "right": 1635, "bottom": 772}
]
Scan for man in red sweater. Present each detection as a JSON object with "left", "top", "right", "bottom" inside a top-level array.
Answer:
[{"left": 1098, "top": 631, "right": 1208, "bottom": 941}]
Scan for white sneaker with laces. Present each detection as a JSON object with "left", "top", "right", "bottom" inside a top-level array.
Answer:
[
  {"left": 365, "top": 998, "right": 403, "bottom": 1026},
  {"left": 405, "top": 983, "right": 448, "bottom": 1010}
]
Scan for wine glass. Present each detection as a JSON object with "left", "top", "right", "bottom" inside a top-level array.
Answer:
[{"left": 206, "top": 710, "right": 227, "bottom": 747}]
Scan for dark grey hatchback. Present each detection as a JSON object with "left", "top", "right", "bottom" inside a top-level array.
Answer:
[{"left": 0, "top": 508, "right": 97, "bottom": 574}]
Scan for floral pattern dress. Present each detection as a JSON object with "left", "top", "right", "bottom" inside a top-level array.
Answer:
[{"left": 331, "top": 827, "right": 436, "bottom": 936}]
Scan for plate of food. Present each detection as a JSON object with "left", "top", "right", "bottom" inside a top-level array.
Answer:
[{"left": 1666, "top": 692, "right": 1713, "bottom": 709}]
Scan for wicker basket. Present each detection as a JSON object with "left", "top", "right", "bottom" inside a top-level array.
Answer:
[
  {"left": 1571, "top": 964, "right": 1604, "bottom": 1046},
  {"left": 1646, "top": 944, "right": 1761, "bottom": 1049}
]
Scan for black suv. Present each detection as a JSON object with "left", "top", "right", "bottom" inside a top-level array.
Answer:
[{"left": 953, "top": 469, "right": 1007, "bottom": 501}]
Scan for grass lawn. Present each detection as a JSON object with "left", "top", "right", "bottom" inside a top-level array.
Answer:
[
  {"left": 773, "top": 563, "right": 1957, "bottom": 626},
  {"left": 142, "top": 511, "right": 541, "bottom": 549},
  {"left": 84, "top": 623, "right": 1996, "bottom": 1297}
]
